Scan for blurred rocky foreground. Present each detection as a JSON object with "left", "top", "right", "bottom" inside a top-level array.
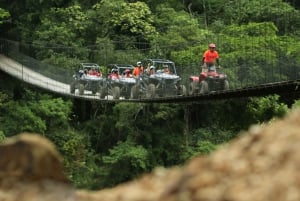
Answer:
[{"left": 2, "top": 110, "right": 300, "bottom": 201}]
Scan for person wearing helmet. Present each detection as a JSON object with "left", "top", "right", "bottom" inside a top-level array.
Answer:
[
  {"left": 90, "top": 67, "right": 102, "bottom": 77},
  {"left": 80, "top": 68, "right": 89, "bottom": 78},
  {"left": 123, "top": 69, "right": 132, "bottom": 78},
  {"left": 110, "top": 68, "right": 119, "bottom": 79},
  {"left": 163, "top": 64, "right": 170, "bottom": 74},
  {"left": 201, "top": 43, "right": 220, "bottom": 72},
  {"left": 133, "top": 61, "right": 144, "bottom": 77},
  {"left": 111, "top": 68, "right": 118, "bottom": 73},
  {"left": 149, "top": 66, "right": 155, "bottom": 75}
]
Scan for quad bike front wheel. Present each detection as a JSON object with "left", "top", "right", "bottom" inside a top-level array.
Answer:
[
  {"left": 112, "top": 86, "right": 120, "bottom": 99},
  {"left": 131, "top": 85, "right": 139, "bottom": 99},
  {"left": 199, "top": 80, "right": 209, "bottom": 94},
  {"left": 179, "top": 84, "right": 187, "bottom": 96},
  {"left": 189, "top": 82, "right": 197, "bottom": 95},
  {"left": 98, "top": 86, "right": 107, "bottom": 99},
  {"left": 70, "top": 83, "right": 75, "bottom": 94},
  {"left": 223, "top": 80, "right": 229, "bottom": 90},
  {"left": 146, "top": 84, "right": 156, "bottom": 98},
  {"left": 79, "top": 84, "right": 85, "bottom": 95}
]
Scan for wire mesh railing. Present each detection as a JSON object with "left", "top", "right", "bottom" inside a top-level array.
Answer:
[{"left": 0, "top": 38, "right": 299, "bottom": 101}]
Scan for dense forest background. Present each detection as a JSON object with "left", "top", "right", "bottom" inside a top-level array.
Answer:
[{"left": 1, "top": 0, "right": 300, "bottom": 190}]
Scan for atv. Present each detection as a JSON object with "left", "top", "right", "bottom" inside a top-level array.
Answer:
[
  {"left": 189, "top": 65, "right": 229, "bottom": 95},
  {"left": 70, "top": 63, "right": 105, "bottom": 95},
  {"left": 100, "top": 64, "right": 136, "bottom": 99},
  {"left": 131, "top": 59, "right": 187, "bottom": 99}
]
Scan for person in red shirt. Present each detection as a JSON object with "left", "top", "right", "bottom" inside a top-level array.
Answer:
[
  {"left": 201, "top": 43, "right": 220, "bottom": 72},
  {"left": 132, "top": 61, "right": 144, "bottom": 77},
  {"left": 123, "top": 69, "right": 132, "bottom": 78},
  {"left": 89, "top": 67, "right": 102, "bottom": 76},
  {"left": 109, "top": 68, "right": 119, "bottom": 79}
]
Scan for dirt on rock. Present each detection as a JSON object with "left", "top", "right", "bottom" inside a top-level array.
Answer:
[{"left": 2, "top": 109, "right": 300, "bottom": 201}]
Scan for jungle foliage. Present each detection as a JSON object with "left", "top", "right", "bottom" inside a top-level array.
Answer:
[{"left": 0, "top": 0, "right": 300, "bottom": 190}]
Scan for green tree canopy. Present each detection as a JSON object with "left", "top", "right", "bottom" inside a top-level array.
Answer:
[{"left": 0, "top": 7, "right": 9, "bottom": 24}]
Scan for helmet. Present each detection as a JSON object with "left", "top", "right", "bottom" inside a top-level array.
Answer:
[
  {"left": 150, "top": 66, "right": 155, "bottom": 70},
  {"left": 125, "top": 69, "right": 131, "bottom": 73},
  {"left": 209, "top": 43, "right": 216, "bottom": 48},
  {"left": 111, "top": 68, "right": 118, "bottom": 73},
  {"left": 137, "top": 61, "right": 142, "bottom": 66}
]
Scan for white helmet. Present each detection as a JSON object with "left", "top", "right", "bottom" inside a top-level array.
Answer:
[
  {"left": 111, "top": 68, "right": 118, "bottom": 73},
  {"left": 137, "top": 61, "right": 142, "bottom": 66}
]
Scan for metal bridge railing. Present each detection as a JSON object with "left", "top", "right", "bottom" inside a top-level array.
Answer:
[{"left": 1, "top": 38, "right": 300, "bottom": 101}]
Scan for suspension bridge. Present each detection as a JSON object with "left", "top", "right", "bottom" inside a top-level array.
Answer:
[{"left": 1, "top": 38, "right": 300, "bottom": 103}]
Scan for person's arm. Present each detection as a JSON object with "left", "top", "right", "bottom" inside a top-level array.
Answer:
[{"left": 216, "top": 58, "right": 220, "bottom": 66}]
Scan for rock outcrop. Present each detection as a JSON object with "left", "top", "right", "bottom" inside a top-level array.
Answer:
[
  {"left": 0, "top": 133, "right": 74, "bottom": 201},
  {"left": 2, "top": 109, "right": 300, "bottom": 201}
]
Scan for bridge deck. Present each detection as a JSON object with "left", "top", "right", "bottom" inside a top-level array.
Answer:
[{"left": 1, "top": 54, "right": 300, "bottom": 103}]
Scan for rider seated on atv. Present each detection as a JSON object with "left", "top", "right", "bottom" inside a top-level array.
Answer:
[
  {"left": 123, "top": 69, "right": 132, "bottom": 78},
  {"left": 133, "top": 61, "right": 144, "bottom": 77},
  {"left": 89, "top": 67, "right": 102, "bottom": 77},
  {"left": 109, "top": 68, "right": 119, "bottom": 79},
  {"left": 80, "top": 69, "right": 89, "bottom": 78},
  {"left": 149, "top": 66, "right": 155, "bottom": 75},
  {"left": 163, "top": 64, "right": 170, "bottom": 74}
]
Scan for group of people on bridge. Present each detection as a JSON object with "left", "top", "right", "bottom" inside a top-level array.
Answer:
[
  {"left": 132, "top": 42, "right": 221, "bottom": 76},
  {"left": 132, "top": 61, "right": 171, "bottom": 77},
  {"left": 83, "top": 67, "right": 102, "bottom": 77},
  {"left": 82, "top": 43, "right": 221, "bottom": 79}
]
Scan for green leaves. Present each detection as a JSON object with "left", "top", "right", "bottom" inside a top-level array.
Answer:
[
  {"left": 103, "top": 139, "right": 149, "bottom": 169},
  {"left": 101, "top": 139, "right": 149, "bottom": 186},
  {"left": 32, "top": 98, "right": 72, "bottom": 130},
  {"left": 93, "top": 0, "right": 156, "bottom": 41},
  {"left": 0, "top": 7, "right": 10, "bottom": 24},
  {"left": 0, "top": 101, "right": 47, "bottom": 135},
  {"left": 246, "top": 95, "right": 289, "bottom": 123},
  {"left": 0, "top": 89, "right": 73, "bottom": 136},
  {"left": 31, "top": 5, "right": 89, "bottom": 62}
]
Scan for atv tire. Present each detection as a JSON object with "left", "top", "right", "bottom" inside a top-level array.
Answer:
[
  {"left": 199, "top": 80, "right": 209, "bottom": 94},
  {"left": 146, "top": 84, "right": 156, "bottom": 98},
  {"left": 179, "top": 84, "right": 187, "bottom": 96},
  {"left": 223, "top": 80, "right": 229, "bottom": 90},
  {"left": 112, "top": 86, "right": 120, "bottom": 99},
  {"left": 70, "top": 83, "right": 75, "bottom": 94},
  {"left": 131, "top": 85, "right": 139, "bottom": 99},
  {"left": 99, "top": 86, "right": 106, "bottom": 99},
  {"left": 79, "top": 84, "right": 85, "bottom": 95},
  {"left": 189, "top": 82, "right": 197, "bottom": 95}
]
